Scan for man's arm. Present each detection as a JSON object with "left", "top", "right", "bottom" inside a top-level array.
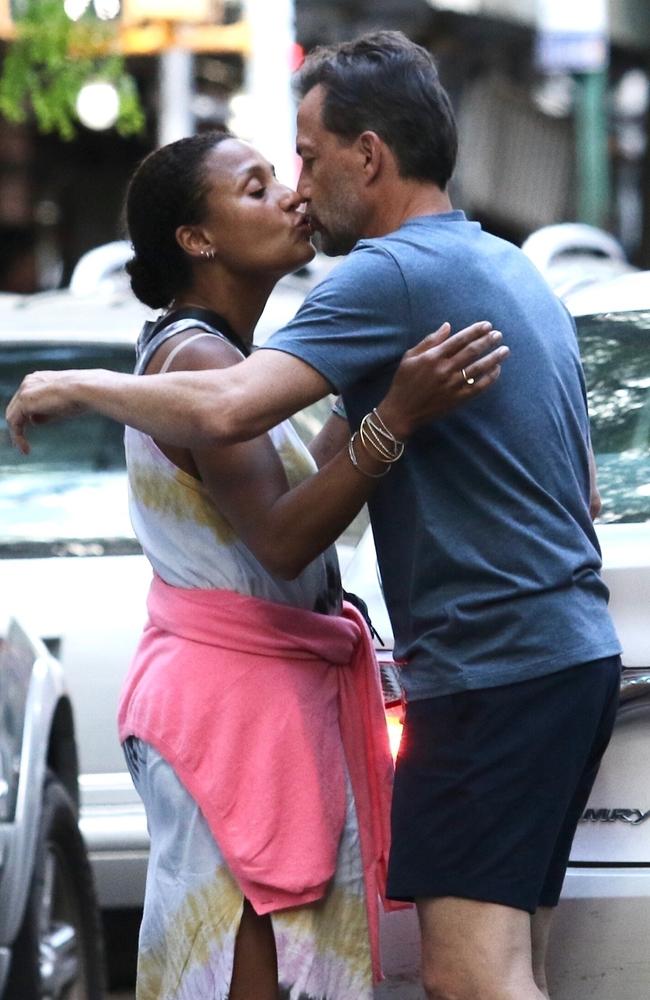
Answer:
[
  {"left": 6, "top": 349, "right": 329, "bottom": 455},
  {"left": 6, "top": 321, "right": 507, "bottom": 454}
]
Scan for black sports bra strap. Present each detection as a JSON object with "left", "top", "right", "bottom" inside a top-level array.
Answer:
[{"left": 143, "top": 307, "right": 251, "bottom": 358}]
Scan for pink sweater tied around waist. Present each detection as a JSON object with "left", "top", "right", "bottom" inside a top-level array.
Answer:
[{"left": 118, "top": 575, "right": 398, "bottom": 981}]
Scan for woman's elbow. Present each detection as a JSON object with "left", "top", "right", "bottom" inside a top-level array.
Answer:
[
  {"left": 188, "top": 380, "right": 254, "bottom": 447},
  {"left": 193, "top": 402, "right": 240, "bottom": 447},
  {"left": 257, "top": 546, "right": 308, "bottom": 581},
  {"left": 194, "top": 382, "right": 275, "bottom": 447}
]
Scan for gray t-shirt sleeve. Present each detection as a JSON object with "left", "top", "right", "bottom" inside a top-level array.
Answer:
[{"left": 260, "top": 244, "right": 411, "bottom": 393}]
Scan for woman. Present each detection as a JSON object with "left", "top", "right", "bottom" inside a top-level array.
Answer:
[{"left": 117, "top": 131, "right": 485, "bottom": 1000}]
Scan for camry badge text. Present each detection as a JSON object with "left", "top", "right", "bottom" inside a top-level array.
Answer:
[{"left": 582, "top": 808, "right": 650, "bottom": 825}]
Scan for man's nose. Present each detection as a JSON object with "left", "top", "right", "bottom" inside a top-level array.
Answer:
[
  {"left": 279, "top": 188, "right": 307, "bottom": 212},
  {"left": 296, "top": 170, "right": 310, "bottom": 201}
]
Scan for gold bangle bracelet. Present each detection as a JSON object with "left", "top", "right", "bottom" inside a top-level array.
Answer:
[
  {"left": 360, "top": 412, "right": 404, "bottom": 462},
  {"left": 348, "top": 433, "right": 392, "bottom": 478},
  {"left": 359, "top": 422, "right": 395, "bottom": 461}
]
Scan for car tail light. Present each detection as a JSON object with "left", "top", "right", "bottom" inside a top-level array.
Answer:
[
  {"left": 378, "top": 654, "right": 404, "bottom": 761},
  {"left": 384, "top": 703, "right": 404, "bottom": 761}
]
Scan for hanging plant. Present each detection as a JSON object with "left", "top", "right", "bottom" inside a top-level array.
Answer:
[{"left": 0, "top": 0, "right": 145, "bottom": 139}]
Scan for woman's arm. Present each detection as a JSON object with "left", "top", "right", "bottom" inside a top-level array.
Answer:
[{"left": 308, "top": 411, "right": 349, "bottom": 469}]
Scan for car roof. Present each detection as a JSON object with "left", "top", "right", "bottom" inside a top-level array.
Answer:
[
  {"left": 0, "top": 290, "right": 153, "bottom": 347},
  {"left": 0, "top": 255, "right": 341, "bottom": 349},
  {"left": 564, "top": 270, "right": 650, "bottom": 317}
]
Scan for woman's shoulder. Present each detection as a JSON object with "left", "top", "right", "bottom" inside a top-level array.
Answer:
[{"left": 142, "top": 325, "right": 245, "bottom": 375}]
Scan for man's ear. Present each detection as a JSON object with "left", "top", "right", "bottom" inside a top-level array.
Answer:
[
  {"left": 357, "top": 131, "right": 383, "bottom": 184},
  {"left": 175, "top": 224, "right": 210, "bottom": 259}
]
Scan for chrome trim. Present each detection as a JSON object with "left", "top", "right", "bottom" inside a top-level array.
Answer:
[
  {"left": 619, "top": 671, "right": 650, "bottom": 705},
  {"left": 0, "top": 948, "right": 11, "bottom": 996}
]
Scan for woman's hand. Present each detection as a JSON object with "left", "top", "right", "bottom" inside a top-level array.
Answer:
[
  {"left": 377, "top": 321, "right": 509, "bottom": 440},
  {"left": 6, "top": 369, "right": 97, "bottom": 455}
]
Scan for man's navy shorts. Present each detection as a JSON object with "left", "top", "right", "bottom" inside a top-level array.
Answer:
[{"left": 386, "top": 655, "right": 621, "bottom": 913}]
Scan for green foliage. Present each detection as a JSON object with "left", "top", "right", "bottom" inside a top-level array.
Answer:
[{"left": 0, "top": 0, "right": 145, "bottom": 139}]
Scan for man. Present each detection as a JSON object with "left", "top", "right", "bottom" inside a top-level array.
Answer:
[{"left": 7, "top": 31, "right": 619, "bottom": 1000}]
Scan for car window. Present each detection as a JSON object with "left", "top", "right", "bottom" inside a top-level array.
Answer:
[
  {"left": 577, "top": 310, "right": 650, "bottom": 523},
  {"left": 0, "top": 343, "right": 138, "bottom": 552},
  {"left": 0, "top": 344, "right": 135, "bottom": 475}
]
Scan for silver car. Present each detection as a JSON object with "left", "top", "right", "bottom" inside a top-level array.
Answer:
[{"left": 0, "top": 617, "right": 104, "bottom": 999}]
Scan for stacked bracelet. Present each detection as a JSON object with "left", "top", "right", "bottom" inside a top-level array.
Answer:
[
  {"left": 360, "top": 409, "right": 405, "bottom": 462},
  {"left": 348, "top": 408, "right": 405, "bottom": 479}
]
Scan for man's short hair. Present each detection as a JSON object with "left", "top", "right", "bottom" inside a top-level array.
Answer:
[{"left": 295, "top": 30, "right": 458, "bottom": 189}]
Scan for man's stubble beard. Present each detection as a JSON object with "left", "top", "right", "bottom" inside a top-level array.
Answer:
[
  {"left": 312, "top": 230, "right": 356, "bottom": 257},
  {"left": 311, "top": 186, "right": 365, "bottom": 257}
]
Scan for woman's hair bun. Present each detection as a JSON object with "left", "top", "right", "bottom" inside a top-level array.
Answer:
[{"left": 125, "top": 254, "right": 171, "bottom": 310}]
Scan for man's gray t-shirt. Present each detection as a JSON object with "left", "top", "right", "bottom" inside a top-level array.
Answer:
[{"left": 262, "top": 211, "right": 621, "bottom": 700}]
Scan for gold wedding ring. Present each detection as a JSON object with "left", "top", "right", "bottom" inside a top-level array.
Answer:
[{"left": 461, "top": 368, "right": 475, "bottom": 386}]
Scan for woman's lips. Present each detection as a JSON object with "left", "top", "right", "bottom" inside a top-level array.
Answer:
[{"left": 294, "top": 214, "right": 315, "bottom": 235}]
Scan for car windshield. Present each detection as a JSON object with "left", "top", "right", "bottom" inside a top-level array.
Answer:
[
  {"left": 0, "top": 343, "right": 137, "bottom": 552},
  {"left": 576, "top": 310, "right": 650, "bottom": 523}
]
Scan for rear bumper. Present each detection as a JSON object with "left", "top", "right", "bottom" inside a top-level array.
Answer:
[
  {"left": 548, "top": 866, "right": 650, "bottom": 1000},
  {"left": 562, "top": 864, "right": 650, "bottom": 899}
]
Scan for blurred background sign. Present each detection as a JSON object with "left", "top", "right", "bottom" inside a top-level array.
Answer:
[
  {"left": 240, "top": 0, "right": 297, "bottom": 187},
  {"left": 535, "top": 0, "right": 608, "bottom": 73},
  {"left": 122, "top": 0, "right": 221, "bottom": 23},
  {"left": 0, "top": 0, "right": 13, "bottom": 37},
  {"left": 534, "top": 0, "right": 610, "bottom": 229}
]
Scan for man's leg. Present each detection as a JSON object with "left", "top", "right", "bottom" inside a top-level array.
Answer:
[
  {"left": 390, "top": 660, "right": 621, "bottom": 1000},
  {"left": 530, "top": 906, "right": 554, "bottom": 999},
  {"left": 416, "top": 896, "right": 546, "bottom": 1000}
]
